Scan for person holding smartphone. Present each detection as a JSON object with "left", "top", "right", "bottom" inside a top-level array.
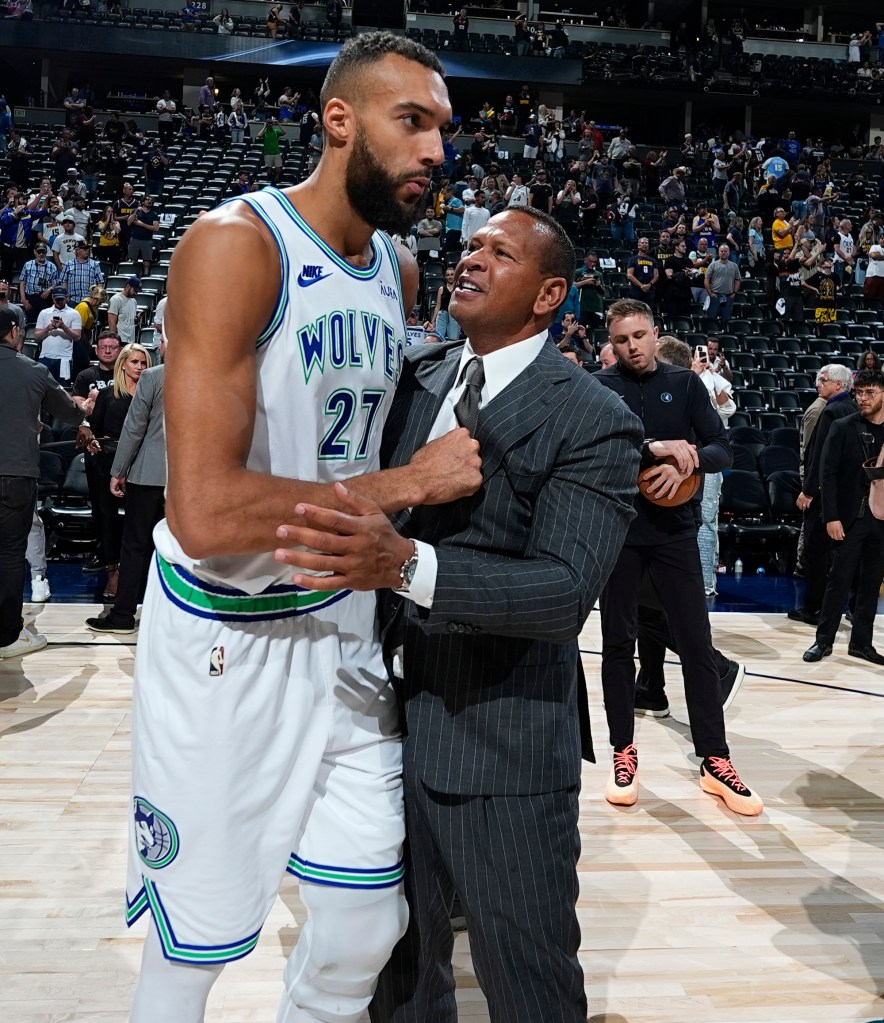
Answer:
[{"left": 34, "top": 284, "right": 82, "bottom": 384}]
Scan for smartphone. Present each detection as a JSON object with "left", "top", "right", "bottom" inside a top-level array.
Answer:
[{"left": 695, "top": 345, "right": 708, "bottom": 363}]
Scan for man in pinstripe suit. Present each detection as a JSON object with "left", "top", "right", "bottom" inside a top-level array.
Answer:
[{"left": 278, "top": 207, "right": 643, "bottom": 1022}]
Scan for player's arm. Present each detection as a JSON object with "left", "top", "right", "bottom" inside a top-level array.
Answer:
[
  {"left": 164, "top": 207, "right": 479, "bottom": 561},
  {"left": 275, "top": 392, "right": 644, "bottom": 644}
]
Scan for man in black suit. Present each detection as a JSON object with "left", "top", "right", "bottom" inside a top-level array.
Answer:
[
  {"left": 803, "top": 369, "right": 884, "bottom": 664},
  {"left": 789, "top": 363, "right": 856, "bottom": 625},
  {"left": 277, "top": 207, "right": 643, "bottom": 1022}
]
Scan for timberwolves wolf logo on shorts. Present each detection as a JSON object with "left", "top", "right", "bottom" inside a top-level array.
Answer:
[{"left": 134, "top": 797, "right": 180, "bottom": 869}]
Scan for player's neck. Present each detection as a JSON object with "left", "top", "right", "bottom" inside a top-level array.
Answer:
[{"left": 283, "top": 175, "right": 376, "bottom": 267}]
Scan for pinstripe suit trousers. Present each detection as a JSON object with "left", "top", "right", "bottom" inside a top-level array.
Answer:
[{"left": 369, "top": 774, "right": 587, "bottom": 1023}]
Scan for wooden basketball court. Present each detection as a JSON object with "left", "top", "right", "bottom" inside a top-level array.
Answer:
[{"left": 2, "top": 603, "right": 883, "bottom": 1022}]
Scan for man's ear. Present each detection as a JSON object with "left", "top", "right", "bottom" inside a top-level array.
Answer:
[
  {"left": 323, "top": 99, "right": 354, "bottom": 148},
  {"left": 533, "top": 277, "right": 568, "bottom": 319}
]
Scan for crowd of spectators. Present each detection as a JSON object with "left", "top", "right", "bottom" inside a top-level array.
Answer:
[{"left": 3, "top": 58, "right": 884, "bottom": 595}]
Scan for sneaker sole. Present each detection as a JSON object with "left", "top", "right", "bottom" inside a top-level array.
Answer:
[
  {"left": 0, "top": 639, "right": 48, "bottom": 659},
  {"left": 700, "top": 775, "right": 764, "bottom": 816},
  {"left": 605, "top": 787, "right": 638, "bottom": 806},
  {"left": 721, "top": 663, "right": 746, "bottom": 713},
  {"left": 605, "top": 773, "right": 639, "bottom": 806},
  {"left": 86, "top": 623, "right": 137, "bottom": 635},
  {"left": 635, "top": 705, "right": 670, "bottom": 719}
]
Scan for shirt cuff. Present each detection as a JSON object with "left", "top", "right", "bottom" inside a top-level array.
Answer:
[{"left": 394, "top": 539, "right": 437, "bottom": 609}]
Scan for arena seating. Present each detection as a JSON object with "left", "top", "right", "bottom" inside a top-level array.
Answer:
[{"left": 1, "top": 124, "right": 307, "bottom": 356}]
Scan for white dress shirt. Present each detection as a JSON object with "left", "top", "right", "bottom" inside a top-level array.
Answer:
[{"left": 397, "top": 331, "right": 548, "bottom": 608}]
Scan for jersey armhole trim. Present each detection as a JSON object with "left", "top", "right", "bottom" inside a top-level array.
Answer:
[{"left": 229, "top": 194, "right": 290, "bottom": 350}]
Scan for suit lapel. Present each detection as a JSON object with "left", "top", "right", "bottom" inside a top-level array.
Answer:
[
  {"left": 474, "top": 343, "right": 572, "bottom": 479},
  {"left": 382, "top": 344, "right": 463, "bottom": 470}
]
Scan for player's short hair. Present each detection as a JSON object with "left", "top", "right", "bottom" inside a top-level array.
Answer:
[
  {"left": 498, "top": 206, "right": 575, "bottom": 288},
  {"left": 854, "top": 369, "right": 884, "bottom": 390},
  {"left": 320, "top": 32, "right": 445, "bottom": 109},
  {"left": 656, "top": 335, "right": 692, "bottom": 368},
  {"left": 606, "top": 297, "right": 654, "bottom": 328}
]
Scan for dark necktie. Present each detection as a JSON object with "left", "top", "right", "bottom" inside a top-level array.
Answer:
[{"left": 454, "top": 356, "right": 485, "bottom": 436}]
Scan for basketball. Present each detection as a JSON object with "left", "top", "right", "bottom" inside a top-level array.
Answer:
[{"left": 638, "top": 455, "right": 702, "bottom": 507}]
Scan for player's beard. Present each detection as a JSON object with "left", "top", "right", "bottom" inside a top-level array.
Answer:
[{"left": 345, "top": 124, "right": 424, "bottom": 236}]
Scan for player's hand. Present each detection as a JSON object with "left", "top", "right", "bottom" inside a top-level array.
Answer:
[
  {"left": 643, "top": 461, "right": 687, "bottom": 500},
  {"left": 110, "top": 476, "right": 126, "bottom": 497},
  {"left": 826, "top": 519, "right": 845, "bottom": 541},
  {"left": 796, "top": 492, "right": 813, "bottom": 511},
  {"left": 648, "top": 439, "right": 699, "bottom": 475},
  {"left": 275, "top": 483, "right": 414, "bottom": 591},
  {"left": 408, "top": 427, "right": 482, "bottom": 504}
]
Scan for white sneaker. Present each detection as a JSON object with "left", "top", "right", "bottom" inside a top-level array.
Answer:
[
  {"left": 30, "top": 575, "right": 51, "bottom": 603},
  {"left": 0, "top": 629, "right": 48, "bottom": 659}
]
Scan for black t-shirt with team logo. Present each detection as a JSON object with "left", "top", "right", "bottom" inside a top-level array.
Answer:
[
  {"left": 73, "top": 366, "right": 114, "bottom": 399},
  {"left": 778, "top": 268, "right": 804, "bottom": 297},
  {"left": 806, "top": 270, "right": 839, "bottom": 308}
]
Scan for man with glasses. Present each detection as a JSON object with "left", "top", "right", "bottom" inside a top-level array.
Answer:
[
  {"left": 789, "top": 364, "right": 856, "bottom": 625},
  {"left": 18, "top": 243, "right": 59, "bottom": 324},
  {"left": 803, "top": 370, "right": 884, "bottom": 664},
  {"left": 0, "top": 307, "right": 84, "bottom": 660},
  {"left": 72, "top": 329, "right": 122, "bottom": 414}
]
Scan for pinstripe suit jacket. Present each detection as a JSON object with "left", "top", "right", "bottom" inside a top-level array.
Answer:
[{"left": 380, "top": 339, "right": 643, "bottom": 797}]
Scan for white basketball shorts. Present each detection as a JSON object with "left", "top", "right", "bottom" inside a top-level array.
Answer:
[{"left": 126, "top": 554, "right": 404, "bottom": 964}]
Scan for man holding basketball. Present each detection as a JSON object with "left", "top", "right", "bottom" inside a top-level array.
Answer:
[{"left": 594, "top": 298, "right": 763, "bottom": 817}]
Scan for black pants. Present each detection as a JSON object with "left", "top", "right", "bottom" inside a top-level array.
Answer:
[
  {"left": 84, "top": 449, "right": 124, "bottom": 567},
  {"left": 370, "top": 779, "right": 585, "bottom": 1023},
  {"left": 800, "top": 503, "right": 832, "bottom": 614},
  {"left": 635, "top": 569, "right": 730, "bottom": 691},
  {"left": 113, "top": 483, "right": 165, "bottom": 619},
  {"left": 816, "top": 515, "right": 884, "bottom": 649},
  {"left": 157, "top": 122, "right": 174, "bottom": 146},
  {"left": 600, "top": 535, "right": 728, "bottom": 758},
  {"left": 0, "top": 476, "right": 38, "bottom": 647}
]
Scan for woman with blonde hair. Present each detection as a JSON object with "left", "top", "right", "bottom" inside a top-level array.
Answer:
[
  {"left": 75, "top": 284, "right": 107, "bottom": 345},
  {"left": 85, "top": 343, "right": 152, "bottom": 599},
  {"left": 266, "top": 3, "right": 282, "bottom": 37}
]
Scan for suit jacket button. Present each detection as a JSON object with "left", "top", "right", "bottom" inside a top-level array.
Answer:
[{"left": 447, "top": 622, "right": 458, "bottom": 633}]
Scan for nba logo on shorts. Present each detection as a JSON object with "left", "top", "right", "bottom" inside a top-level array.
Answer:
[{"left": 209, "top": 645, "right": 225, "bottom": 677}]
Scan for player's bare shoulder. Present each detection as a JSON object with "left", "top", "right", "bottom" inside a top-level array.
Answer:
[{"left": 167, "top": 200, "right": 280, "bottom": 313}]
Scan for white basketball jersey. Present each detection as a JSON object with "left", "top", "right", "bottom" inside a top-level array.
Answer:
[{"left": 154, "top": 187, "right": 408, "bottom": 593}]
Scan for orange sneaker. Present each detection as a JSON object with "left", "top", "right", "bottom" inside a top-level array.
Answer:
[
  {"left": 700, "top": 756, "right": 764, "bottom": 816},
  {"left": 605, "top": 744, "right": 638, "bottom": 806}
]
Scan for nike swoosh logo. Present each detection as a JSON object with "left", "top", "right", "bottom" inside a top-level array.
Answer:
[{"left": 297, "top": 272, "right": 333, "bottom": 287}]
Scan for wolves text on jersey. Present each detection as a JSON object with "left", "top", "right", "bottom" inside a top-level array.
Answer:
[{"left": 297, "top": 309, "right": 404, "bottom": 386}]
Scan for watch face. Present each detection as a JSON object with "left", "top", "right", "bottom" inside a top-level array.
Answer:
[{"left": 403, "top": 558, "right": 418, "bottom": 586}]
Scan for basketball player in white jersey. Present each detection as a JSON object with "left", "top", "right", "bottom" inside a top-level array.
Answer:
[{"left": 128, "top": 34, "right": 481, "bottom": 1023}]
